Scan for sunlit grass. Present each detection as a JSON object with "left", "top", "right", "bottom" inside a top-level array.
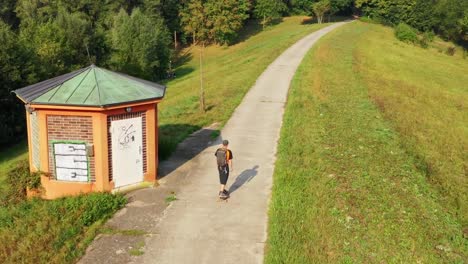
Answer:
[
  {"left": 266, "top": 21, "right": 467, "bottom": 263},
  {"left": 0, "top": 193, "right": 126, "bottom": 263},
  {"left": 356, "top": 23, "right": 468, "bottom": 226}
]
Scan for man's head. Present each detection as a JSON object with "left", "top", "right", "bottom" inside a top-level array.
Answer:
[{"left": 222, "top": 139, "right": 229, "bottom": 148}]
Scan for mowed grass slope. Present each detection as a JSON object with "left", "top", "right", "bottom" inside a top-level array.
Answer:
[
  {"left": 159, "top": 17, "right": 329, "bottom": 158},
  {"left": 356, "top": 24, "right": 468, "bottom": 225},
  {"left": 266, "top": 21, "right": 467, "bottom": 263}
]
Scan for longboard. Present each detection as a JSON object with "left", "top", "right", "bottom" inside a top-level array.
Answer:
[{"left": 218, "top": 195, "right": 229, "bottom": 202}]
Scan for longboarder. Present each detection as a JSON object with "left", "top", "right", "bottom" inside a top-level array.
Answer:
[{"left": 215, "top": 140, "right": 233, "bottom": 199}]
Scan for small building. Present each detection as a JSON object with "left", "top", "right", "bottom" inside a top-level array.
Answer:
[{"left": 13, "top": 65, "right": 166, "bottom": 199}]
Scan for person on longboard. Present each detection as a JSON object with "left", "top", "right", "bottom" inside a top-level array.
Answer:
[{"left": 215, "top": 140, "right": 233, "bottom": 199}]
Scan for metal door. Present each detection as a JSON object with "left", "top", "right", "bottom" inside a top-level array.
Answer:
[{"left": 111, "top": 117, "right": 143, "bottom": 188}]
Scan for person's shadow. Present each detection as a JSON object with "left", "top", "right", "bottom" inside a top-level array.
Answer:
[{"left": 228, "top": 165, "right": 259, "bottom": 194}]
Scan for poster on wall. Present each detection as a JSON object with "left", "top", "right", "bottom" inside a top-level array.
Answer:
[{"left": 53, "top": 142, "right": 89, "bottom": 182}]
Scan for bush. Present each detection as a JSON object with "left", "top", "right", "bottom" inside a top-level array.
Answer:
[
  {"left": 0, "top": 193, "right": 127, "bottom": 263},
  {"left": 394, "top": 23, "right": 418, "bottom": 43},
  {"left": 359, "top": 16, "right": 380, "bottom": 24},
  {"left": 419, "top": 31, "right": 435, "bottom": 48},
  {"left": 0, "top": 160, "right": 44, "bottom": 206},
  {"left": 446, "top": 46, "right": 456, "bottom": 56}
]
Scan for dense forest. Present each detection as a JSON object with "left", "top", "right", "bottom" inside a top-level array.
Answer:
[{"left": 1, "top": 0, "right": 467, "bottom": 147}]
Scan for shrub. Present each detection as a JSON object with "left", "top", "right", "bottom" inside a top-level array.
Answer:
[
  {"left": 419, "top": 31, "right": 435, "bottom": 48},
  {"left": 446, "top": 46, "right": 456, "bottom": 56},
  {"left": 395, "top": 23, "right": 418, "bottom": 43},
  {"left": 0, "top": 160, "right": 44, "bottom": 205},
  {"left": 0, "top": 193, "right": 126, "bottom": 263},
  {"left": 359, "top": 16, "right": 380, "bottom": 24}
]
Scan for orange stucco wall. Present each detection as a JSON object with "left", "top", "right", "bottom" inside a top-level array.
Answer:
[{"left": 27, "top": 101, "right": 159, "bottom": 199}]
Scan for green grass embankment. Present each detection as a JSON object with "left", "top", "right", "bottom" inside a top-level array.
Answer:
[
  {"left": 356, "top": 23, "right": 468, "bottom": 226},
  {"left": 266, "top": 21, "right": 467, "bottom": 263}
]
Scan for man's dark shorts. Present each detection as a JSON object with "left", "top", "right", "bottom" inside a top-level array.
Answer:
[{"left": 218, "top": 165, "right": 229, "bottom": 185}]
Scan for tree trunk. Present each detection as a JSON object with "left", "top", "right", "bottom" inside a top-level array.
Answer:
[
  {"left": 174, "top": 31, "right": 177, "bottom": 50},
  {"left": 199, "top": 42, "right": 206, "bottom": 112}
]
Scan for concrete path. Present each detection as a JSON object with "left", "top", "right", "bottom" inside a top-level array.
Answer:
[
  {"left": 137, "top": 22, "right": 347, "bottom": 264},
  {"left": 79, "top": 22, "right": 347, "bottom": 264}
]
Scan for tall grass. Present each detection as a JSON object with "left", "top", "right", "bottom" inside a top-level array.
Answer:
[
  {"left": 266, "top": 22, "right": 466, "bottom": 263},
  {"left": 0, "top": 193, "right": 126, "bottom": 263},
  {"left": 0, "top": 146, "right": 127, "bottom": 263},
  {"left": 0, "top": 141, "right": 28, "bottom": 191}
]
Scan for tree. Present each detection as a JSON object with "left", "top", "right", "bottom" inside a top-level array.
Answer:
[
  {"left": 254, "top": 0, "right": 288, "bottom": 28},
  {"left": 181, "top": 0, "right": 250, "bottom": 44},
  {"left": 458, "top": 11, "right": 468, "bottom": 42},
  {"left": 0, "top": 0, "right": 19, "bottom": 27},
  {"left": 0, "top": 21, "right": 26, "bottom": 146},
  {"left": 434, "top": 0, "right": 468, "bottom": 43},
  {"left": 16, "top": 7, "right": 92, "bottom": 79},
  {"left": 180, "top": 0, "right": 209, "bottom": 112},
  {"left": 144, "top": 0, "right": 182, "bottom": 33},
  {"left": 355, "top": 0, "right": 467, "bottom": 44},
  {"left": 205, "top": 0, "right": 250, "bottom": 44},
  {"left": 180, "top": 0, "right": 208, "bottom": 44},
  {"left": 354, "top": 0, "right": 435, "bottom": 30},
  {"left": 109, "top": 8, "right": 171, "bottom": 81},
  {"left": 313, "top": 0, "right": 331, "bottom": 24},
  {"left": 329, "top": 0, "right": 353, "bottom": 17},
  {"left": 180, "top": 0, "right": 250, "bottom": 112},
  {"left": 289, "top": 0, "right": 315, "bottom": 15}
]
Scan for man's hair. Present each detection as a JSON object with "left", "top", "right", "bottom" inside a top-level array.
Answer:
[{"left": 222, "top": 139, "right": 229, "bottom": 146}]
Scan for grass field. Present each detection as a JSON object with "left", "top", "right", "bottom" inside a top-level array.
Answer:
[{"left": 266, "top": 21, "right": 467, "bottom": 263}]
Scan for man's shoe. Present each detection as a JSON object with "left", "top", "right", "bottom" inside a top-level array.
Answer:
[
  {"left": 219, "top": 191, "right": 228, "bottom": 199},
  {"left": 223, "top": 189, "right": 229, "bottom": 196}
]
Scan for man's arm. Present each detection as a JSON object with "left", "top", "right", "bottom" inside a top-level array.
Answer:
[{"left": 228, "top": 150, "right": 233, "bottom": 171}]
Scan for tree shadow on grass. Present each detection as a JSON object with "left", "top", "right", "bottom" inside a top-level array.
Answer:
[
  {"left": 301, "top": 15, "right": 352, "bottom": 25},
  {"left": 228, "top": 165, "right": 259, "bottom": 194},
  {"left": 232, "top": 19, "right": 264, "bottom": 44},
  {"left": 173, "top": 66, "right": 195, "bottom": 79},
  {"left": 174, "top": 49, "right": 193, "bottom": 67},
  {"left": 157, "top": 124, "right": 219, "bottom": 178}
]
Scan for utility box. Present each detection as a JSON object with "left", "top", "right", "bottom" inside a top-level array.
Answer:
[{"left": 13, "top": 65, "right": 166, "bottom": 199}]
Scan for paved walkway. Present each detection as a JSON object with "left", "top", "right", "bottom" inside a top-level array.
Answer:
[{"left": 79, "top": 22, "right": 347, "bottom": 264}]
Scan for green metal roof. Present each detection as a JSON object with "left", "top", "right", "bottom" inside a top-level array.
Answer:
[{"left": 14, "top": 65, "right": 166, "bottom": 107}]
